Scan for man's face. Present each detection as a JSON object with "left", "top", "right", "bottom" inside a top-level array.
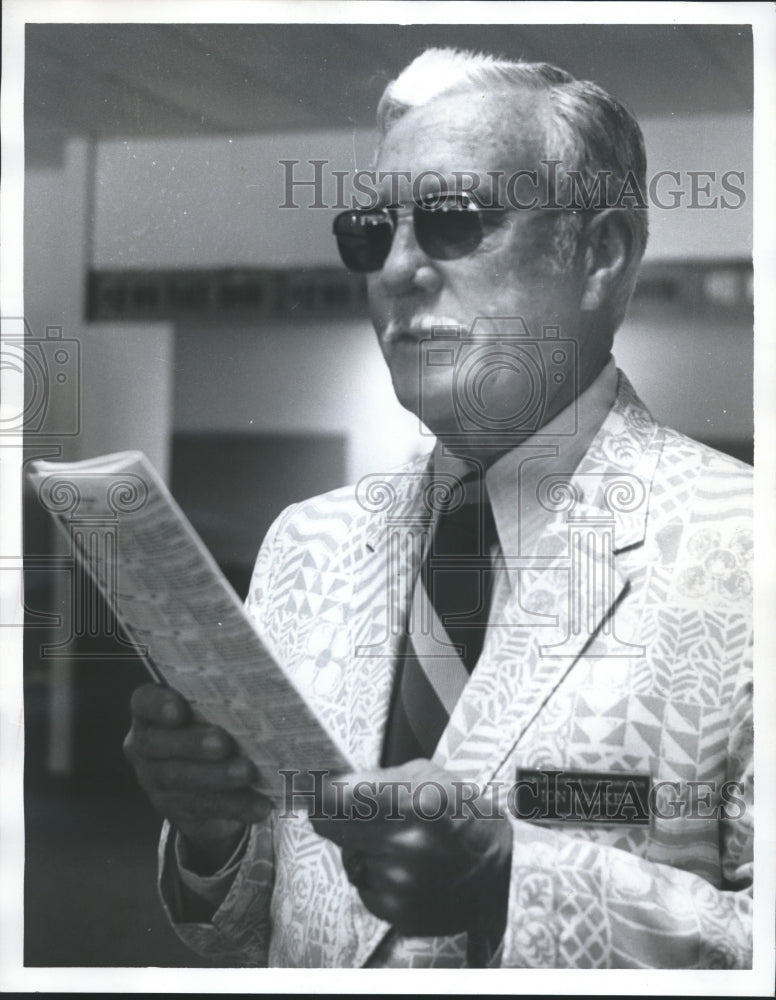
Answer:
[{"left": 367, "top": 90, "right": 592, "bottom": 450}]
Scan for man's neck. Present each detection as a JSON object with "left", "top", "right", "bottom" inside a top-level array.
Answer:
[{"left": 433, "top": 355, "right": 614, "bottom": 470}]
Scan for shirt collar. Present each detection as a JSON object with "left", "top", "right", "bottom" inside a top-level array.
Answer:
[{"left": 430, "top": 356, "right": 619, "bottom": 580}]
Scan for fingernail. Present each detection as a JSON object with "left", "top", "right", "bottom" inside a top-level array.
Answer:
[
  {"left": 228, "top": 759, "right": 249, "bottom": 780},
  {"left": 202, "top": 732, "right": 223, "bottom": 754},
  {"left": 161, "top": 701, "right": 179, "bottom": 723}
]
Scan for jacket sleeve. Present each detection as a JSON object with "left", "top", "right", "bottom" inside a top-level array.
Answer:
[
  {"left": 497, "top": 663, "right": 753, "bottom": 969},
  {"left": 158, "top": 814, "right": 277, "bottom": 965},
  {"left": 155, "top": 505, "right": 299, "bottom": 965}
]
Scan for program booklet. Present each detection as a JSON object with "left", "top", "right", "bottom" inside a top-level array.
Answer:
[{"left": 27, "top": 451, "right": 353, "bottom": 804}]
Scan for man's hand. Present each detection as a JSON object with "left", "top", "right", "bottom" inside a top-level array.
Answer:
[
  {"left": 123, "top": 683, "right": 272, "bottom": 873},
  {"left": 309, "top": 759, "right": 513, "bottom": 939}
]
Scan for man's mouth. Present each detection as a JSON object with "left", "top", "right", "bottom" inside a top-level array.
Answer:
[{"left": 383, "top": 319, "right": 466, "bottom": 345}]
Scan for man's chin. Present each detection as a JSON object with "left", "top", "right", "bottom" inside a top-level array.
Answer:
[
  {"left": 391, "top": 381, "right": 423, "bottom": 422},
  {"left": 389, "top": 377, "right": 450, "bottom": 432}
]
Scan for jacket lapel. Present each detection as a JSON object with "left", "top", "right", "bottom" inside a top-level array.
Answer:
[
  {"left": 342, "top": 457, "right": 434, "bottom": 768},
  {"left": 434, "top": 372, "right": 664, "bottom": 781}
]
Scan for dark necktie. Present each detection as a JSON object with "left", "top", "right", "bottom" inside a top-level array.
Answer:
[{"left": 382, "top": 478, "right": 498, "bottom": 766}]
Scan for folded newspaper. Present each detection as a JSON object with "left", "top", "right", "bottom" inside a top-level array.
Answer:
[{"left": 27, "top": 451, "right": 353, "bottom": 804}]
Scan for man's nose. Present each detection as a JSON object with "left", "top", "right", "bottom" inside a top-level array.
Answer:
[{"left": 379, "top": 215, "right": 442, "bottom": 296}]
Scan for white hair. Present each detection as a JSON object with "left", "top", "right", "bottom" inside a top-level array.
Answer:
[{"left": 377, "top": 48, "right": 649, "bottom": 330}]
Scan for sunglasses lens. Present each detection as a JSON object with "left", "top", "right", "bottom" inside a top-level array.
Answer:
[
  {"left": 333, "top": 196, "right": 485, "bottom": 271},
  {"left": 333, "top": 211, "right": 394, "bottom": 272},
  {"left": 415, "top": 196, "right": 483, "bottom": 260}
]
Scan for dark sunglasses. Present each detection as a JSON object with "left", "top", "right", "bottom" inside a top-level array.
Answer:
[{"left": 332, "top": 192, "right": 492, "bottom": 273}]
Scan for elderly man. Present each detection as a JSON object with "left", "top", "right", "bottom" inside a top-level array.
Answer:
[{"left": 124, "top": 49, "right": 752, "bottom": 968}]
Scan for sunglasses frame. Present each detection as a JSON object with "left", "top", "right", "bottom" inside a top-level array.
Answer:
[{"left": 332, "top": 191, "right": 496, "bottom": 273}]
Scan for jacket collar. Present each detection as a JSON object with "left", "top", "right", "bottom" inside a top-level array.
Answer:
[
  {"left": 566, "top": 367, "right": 662, "bottom": 551},
  {"left": 360, "top": 365, "right": 660, "bottom": 566}
]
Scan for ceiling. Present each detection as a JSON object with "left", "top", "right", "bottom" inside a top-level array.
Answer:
[{"left": 25, "top": 22, "right": 753, "bottom": 165}]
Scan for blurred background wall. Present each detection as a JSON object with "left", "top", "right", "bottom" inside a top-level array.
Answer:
[{"left": 21, "top": 22, "right": 753, "bottom": 966}]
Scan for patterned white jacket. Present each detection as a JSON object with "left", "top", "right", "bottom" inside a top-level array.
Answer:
[{"left": 159, "top": 371, "right": 753, "bottom": 968}]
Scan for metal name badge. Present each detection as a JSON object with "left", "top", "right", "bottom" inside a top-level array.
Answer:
[{"left": 514, "top": 768, "right": 652, "bottom": 826}]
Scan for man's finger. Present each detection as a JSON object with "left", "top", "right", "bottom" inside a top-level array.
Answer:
[
  {"left": 142, "top": 756, "right": 258, "bottom": 792},
  {"left": 131, "top": 723, "right": 234, "bottom": 762},
  {"left": 355, "top": 887, "right": 406, "bottom": 927},
  {"left": 130, "top": 683, "right": 191, "bottom": 727},
  {"left": 310, "top": 811, "right": 400, "bottom": 853},
  {"left": 161, "top": 788, "right": 272, "bottom": 835},
  {"left": 310, "top": 765, "right": 442, "bottom": 848},
  {"left": 165, "top": 788, "right": 273, "bottom": 826},
  {"left": 342, "top": 852, "right": 414, "bottom": 894},
  {"left": 317, "top": 760, "right": 442, "bottom": 819}
]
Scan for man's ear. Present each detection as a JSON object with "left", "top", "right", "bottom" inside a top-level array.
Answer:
[{"left": 580, "top": 209, "right": 637, "bottom": 312}]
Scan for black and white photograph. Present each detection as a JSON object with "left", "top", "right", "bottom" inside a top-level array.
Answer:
[{"left": 1, "top": 0, "right": 774, "bottom": 992}]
